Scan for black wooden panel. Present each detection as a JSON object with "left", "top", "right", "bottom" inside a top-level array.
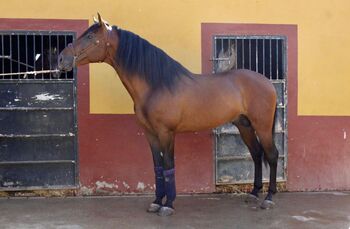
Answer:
[
  {"left": 0, "top": 137, "right": 74, "bottom": 161},
  {"left": 0, "top": 163, "right": 75, "bottom": 188},
  {"left": 0, "top": 82, "right": 73, "bottom": 108},
  {"left": 0, "top": 110, "right": 74, "bottom": 135}
]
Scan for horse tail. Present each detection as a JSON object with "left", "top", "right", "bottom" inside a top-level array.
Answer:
[
  {"left": 272, "top": 103, "right": 277, "bottom": 141},
  {"left": 262, "top": 104, "right": 277, "bottom": 167},
  {"left": 263, "top": 149, "right": 268, "bottom": 168}
]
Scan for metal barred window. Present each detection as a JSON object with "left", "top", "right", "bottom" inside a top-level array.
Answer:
[
  {"left": 0, "top": 31, "right": 78, "bottom": 190},
  {"left": 212, "top": 35, "right": 287, "bottom": 185},
  {"left": 0, "top": 31, "right": 74, "bottom": 80},
  {"left": 213, "top": 36, "right": 285, "bottom": 79}
]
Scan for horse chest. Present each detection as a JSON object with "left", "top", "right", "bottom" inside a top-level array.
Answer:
[{"left": 134, "top": 106, "right": 151, "bottom": 129}]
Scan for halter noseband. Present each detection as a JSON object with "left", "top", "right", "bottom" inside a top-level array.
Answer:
[{"left": 68, "top": 28, "right": 112, "bottom": 67}]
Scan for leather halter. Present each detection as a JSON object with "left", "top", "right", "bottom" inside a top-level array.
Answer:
[{"left": 67, "top": 28, "right": 111, "bottom": 67}]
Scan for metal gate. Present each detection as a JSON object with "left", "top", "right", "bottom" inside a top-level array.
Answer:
[
  {"left": 0, "top": 31, "right": 77, "bottom": 190},
  {"left": 213, "top": 36, "right": 287, "bottom": 184}
]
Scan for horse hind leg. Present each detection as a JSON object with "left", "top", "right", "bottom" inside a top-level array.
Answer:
[
  {"left": 254, "top": 127, "right": 279, "bottom": 209},
  {"left": 234, "top": 115, "right": 264, "bottom": 204}
]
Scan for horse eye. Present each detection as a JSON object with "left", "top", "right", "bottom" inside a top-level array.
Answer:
[{"left": 87, "top": 34, "right": 93, "bottom": 39}]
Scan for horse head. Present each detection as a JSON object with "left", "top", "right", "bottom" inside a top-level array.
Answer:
[{"left": 58, "top": 13, "right": 114, "bottom": 72}]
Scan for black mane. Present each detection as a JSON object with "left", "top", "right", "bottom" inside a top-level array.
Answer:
[{"left": 114, "top": 26, "right": 191, "bottom": 90}]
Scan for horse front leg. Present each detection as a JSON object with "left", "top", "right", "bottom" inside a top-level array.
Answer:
[
  {"left": 145, "top": 131, "right": 165, "bottom": 213},
  {"left": 157, "top": 130, "right": 176, "bottom": 216}
]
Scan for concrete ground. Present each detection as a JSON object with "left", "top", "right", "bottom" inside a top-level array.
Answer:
[{"left": 0, "top": 192, "right": 349, "bottom": 229}]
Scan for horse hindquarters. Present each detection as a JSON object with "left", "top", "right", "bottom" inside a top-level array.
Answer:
[{"left": 239, "top": 73, "right": 278, "bottom": 208}]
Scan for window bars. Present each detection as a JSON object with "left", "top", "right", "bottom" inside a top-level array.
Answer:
[
  {"left": 0, "top": 31, "right": 74, "bottom": 80},
  {"left": 212, "top": 36, "right": 286, "bottom": 80}
]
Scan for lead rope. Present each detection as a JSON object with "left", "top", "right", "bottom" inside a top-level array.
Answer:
[
  {"left": 0, "top": 55, "right": 56, "bottom": 78},
  {"left": 0, "top": 69, "right": 60, "bottom": 78}
]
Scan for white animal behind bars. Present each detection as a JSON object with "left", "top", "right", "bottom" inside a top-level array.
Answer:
[{"left": 217, "top": 45, "right": 236, "bottom": 73}]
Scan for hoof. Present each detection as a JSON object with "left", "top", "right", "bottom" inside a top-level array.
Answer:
[
  {"left": 157, "top": 206, "right": 175, "bottom": 216},
  {"left": 147, "top": 203, "right": 161, "bottom": 213},
  {"left": 260, "top": 200, "right": 275, "bottom": 209},
  {"left": 244, "top": 194, "right": 259, "bottom": 204}
]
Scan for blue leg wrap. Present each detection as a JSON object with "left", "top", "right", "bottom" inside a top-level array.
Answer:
[
  {"left": 154, "top": 166, "right": 165, "bottom": 204},
  {"left": 163, "top": 168, "right": 176, "bottom": 208}
]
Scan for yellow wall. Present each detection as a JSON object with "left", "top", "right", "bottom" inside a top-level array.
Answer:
[{"left": 2, "top": 0, "right": 350, "bottom": 115}]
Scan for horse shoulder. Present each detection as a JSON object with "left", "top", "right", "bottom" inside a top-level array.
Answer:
[{"left": 143, "top": 90, "right": 182, "bottom": 131}]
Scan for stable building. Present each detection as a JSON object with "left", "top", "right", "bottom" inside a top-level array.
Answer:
[{"left": 0, "top": 0, "right": 349, "bottom": 194}]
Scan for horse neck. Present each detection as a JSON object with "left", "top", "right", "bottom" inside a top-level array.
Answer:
[
  {"left": 111, "top": 62, "right": 150, "bottom": 106},
  {"left": 103, "top": 34, "right": 150, "bottom": 106}
]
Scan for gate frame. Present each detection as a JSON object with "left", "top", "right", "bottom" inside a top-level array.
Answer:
[
  {"left": 212, "top": 35, "right": 288, "bottom": 185},
  {"left": 0, "top": 18, "right": 89, "bottom": 190},
  {"left": 201, "top": 23, "right": 298, "bottom": 188}
]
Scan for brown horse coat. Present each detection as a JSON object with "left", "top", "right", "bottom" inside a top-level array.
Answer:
[{"left": 58, "top": 14, "right": 279, "bottom": 215}]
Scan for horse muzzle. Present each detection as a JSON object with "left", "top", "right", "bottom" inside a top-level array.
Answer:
[
  {"left": 57, "top": 54, "right": 75, "bottom": 72},
  {"left": 58, "top": 43, "right": 78, "bottom": 72}
]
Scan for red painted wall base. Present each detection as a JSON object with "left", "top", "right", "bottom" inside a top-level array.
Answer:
[
  {"left": 77, "top": 112, "right": 215, "bottom": 194},
  {"left": 287, "top": 116, "right": 350, "bottom": 191}
]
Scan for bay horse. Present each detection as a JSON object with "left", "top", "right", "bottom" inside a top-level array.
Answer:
[{"left": 58, "top": 14, "right": 279, "bottom": 216}]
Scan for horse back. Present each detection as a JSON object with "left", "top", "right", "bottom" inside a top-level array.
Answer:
[{"left": 143, "top": 69, "right": 276, "bottom": 132}]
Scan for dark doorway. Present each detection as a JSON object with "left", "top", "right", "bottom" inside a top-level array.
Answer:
[{"left": 0, "top": 31, "right": 78, "bottom": 190}]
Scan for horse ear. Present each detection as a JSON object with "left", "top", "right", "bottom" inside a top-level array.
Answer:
[
  {"left": 97, "top": 12, "right": 103, "bottom": 26},
  {"left": 96, "top": 12, "right": 111, "bottom": 31},
  {"left": 93, "top": 16, "right": 99, "bottom": 24}
]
